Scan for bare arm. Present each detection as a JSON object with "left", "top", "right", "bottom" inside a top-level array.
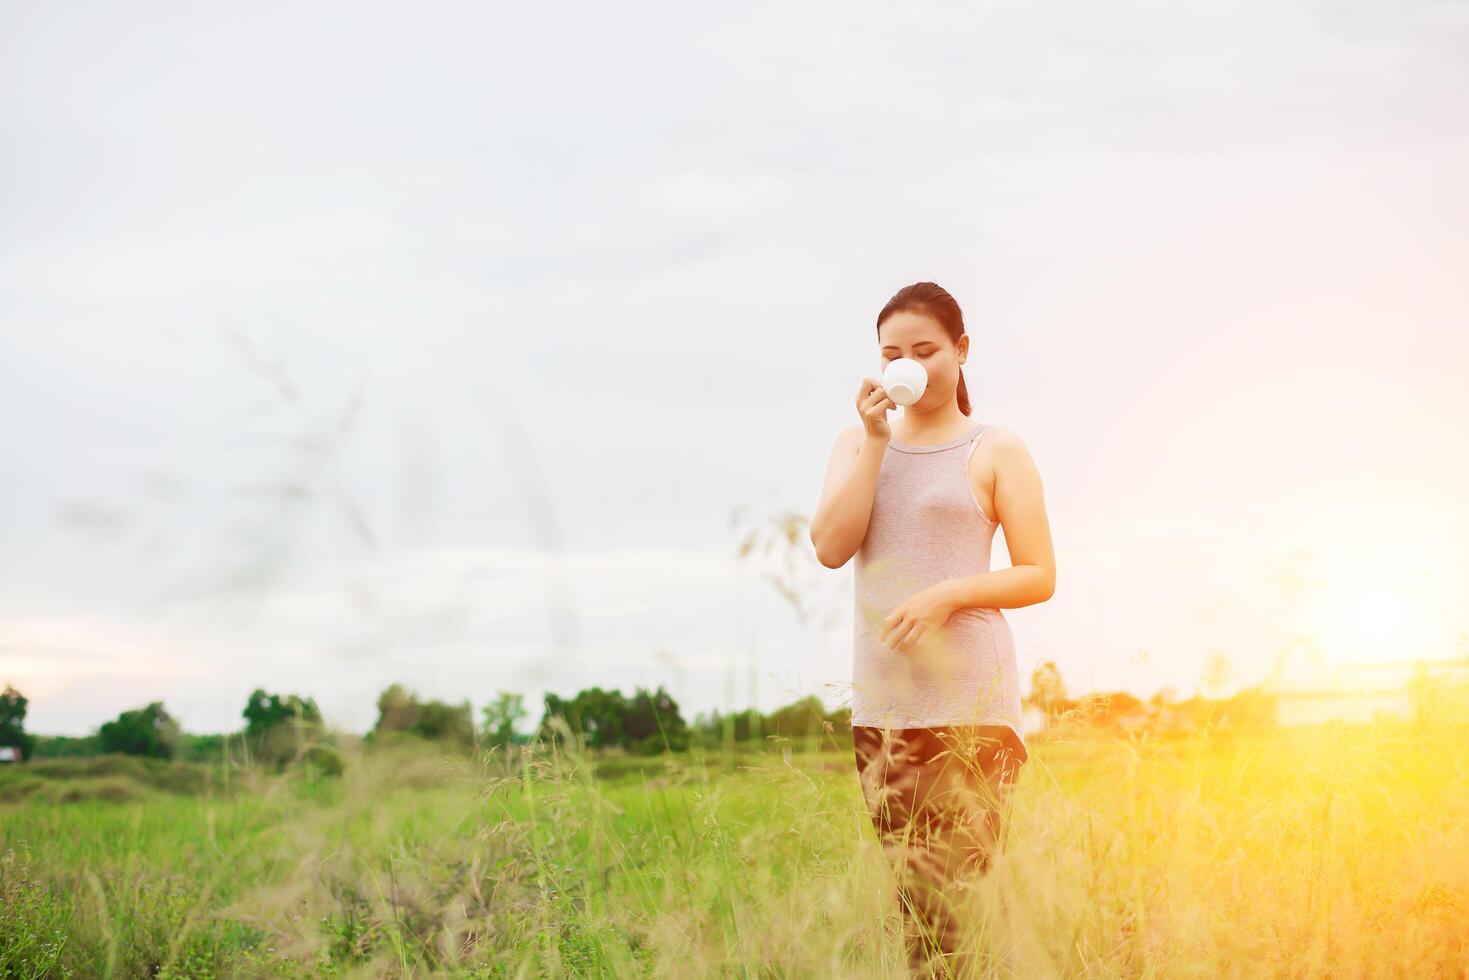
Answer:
[
  {"left": 936, "top": 426, "right": 1056, "bottom": 610},
  {"left": 809, "top": 425, "right": 888, "bottom": 568}
]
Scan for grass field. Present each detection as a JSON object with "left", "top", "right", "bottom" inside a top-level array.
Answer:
[{"left": 2, "top": 717, "right": 1466, "bottom": 978}]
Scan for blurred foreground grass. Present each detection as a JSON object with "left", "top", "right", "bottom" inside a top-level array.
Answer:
[{"left": 2, "top": 716, "right": 1466, "bottom": 978}]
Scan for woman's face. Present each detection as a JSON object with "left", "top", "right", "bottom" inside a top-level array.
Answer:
[{"left": 878, "top": 310, "right": 965, "bottom": 408}]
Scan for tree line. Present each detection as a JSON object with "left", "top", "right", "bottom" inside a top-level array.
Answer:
[
  {"left": 0, "top": 681, "right": 854, "bottom": 766},
  {"left": 2, "top": 656, "right": 1305, "bottom": 769}
]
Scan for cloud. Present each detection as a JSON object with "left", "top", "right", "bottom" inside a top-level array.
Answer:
[{"left": 2, "top": 0, "right": 1466, "bottom": 737}]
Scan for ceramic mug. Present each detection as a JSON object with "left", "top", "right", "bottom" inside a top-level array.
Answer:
[{"left": 881, "top": 357, "right": 928, "bottom": 407}]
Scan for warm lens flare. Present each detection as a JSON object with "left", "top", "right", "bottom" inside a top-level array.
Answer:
[{"left": 1302, "top": 565, "right": 1440, "bottom": 671}]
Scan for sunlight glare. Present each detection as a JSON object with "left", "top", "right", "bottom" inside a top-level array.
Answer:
[{"left": 1303, "top": 561, "right": 1437, "bottom": 669}]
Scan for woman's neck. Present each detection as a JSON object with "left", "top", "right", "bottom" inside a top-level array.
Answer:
[{"left": 892, "top": 407, "right": 971, "bottom": 444}]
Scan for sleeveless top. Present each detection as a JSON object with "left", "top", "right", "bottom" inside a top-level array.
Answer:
[{"left": 851, "top": 420, "right": 1027, "bottom": 760}]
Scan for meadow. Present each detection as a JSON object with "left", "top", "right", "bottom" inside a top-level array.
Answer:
[{"left": 2, "top": 715, "right": 1466, "bottom": 979}]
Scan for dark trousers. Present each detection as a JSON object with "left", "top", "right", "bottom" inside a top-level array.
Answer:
[{"left": 852, "top": 724, "right": 1026, "bottom": 978}]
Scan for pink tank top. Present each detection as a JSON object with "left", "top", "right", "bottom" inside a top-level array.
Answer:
[{"left": 851, "top": 421, "right": 1026, "bottom": 757}]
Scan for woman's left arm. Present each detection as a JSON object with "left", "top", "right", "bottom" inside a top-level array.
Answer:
[{"left": 941, "top": 425, "right": 1056, "bottom": 611}]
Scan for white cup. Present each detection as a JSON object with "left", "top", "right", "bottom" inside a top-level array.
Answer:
[{"left": 882, "top": 357, "right": 928, "bottom": 407}]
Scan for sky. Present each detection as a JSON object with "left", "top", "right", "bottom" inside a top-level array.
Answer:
[{"left": 3, "top": 1, "right": 1467, "bottom": 736}]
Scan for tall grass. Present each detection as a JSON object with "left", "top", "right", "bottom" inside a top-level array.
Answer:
[{"left": 3, "top": 713, "right": 1466, "bottom": 977}]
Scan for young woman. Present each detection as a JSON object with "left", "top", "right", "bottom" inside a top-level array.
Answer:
[{"left": 810, "top": 281, "right": 1056, "bottom": 978}]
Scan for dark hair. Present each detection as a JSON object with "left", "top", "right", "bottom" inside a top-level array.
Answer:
[{"left": 875, "top": 281, "right": 970, "bottom": 416}]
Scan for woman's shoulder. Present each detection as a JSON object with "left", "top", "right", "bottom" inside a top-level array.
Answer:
[
  {"left": 974, "top": 422, "right": 1025, "bottom": 453},
  {"left": 972, "top": 423, "right": 1045, "bottom": 484},
  {"left": 819, "top": 424, "right": 867, "bottom": 478},
  {"left": 969, "top": 423, "right": 1036, "bottom": 476}
]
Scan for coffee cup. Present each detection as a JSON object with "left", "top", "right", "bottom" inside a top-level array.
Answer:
[{"left": 882, "top": 357, "right": 928, "bottom": 407}]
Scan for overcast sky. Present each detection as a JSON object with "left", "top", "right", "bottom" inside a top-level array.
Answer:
[{"left": 3, "top": 1, "right": 1467, "bottom": 736}]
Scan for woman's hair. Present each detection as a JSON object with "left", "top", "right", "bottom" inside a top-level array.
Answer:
[{"left": 875, "top": 281, "right": 970, "bottom": 416}]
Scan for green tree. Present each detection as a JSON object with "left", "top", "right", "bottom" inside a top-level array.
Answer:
[
  {"left": 98, "top": 701, "right": 181, "bottom": 759},
  {"left": 0, "top": 684, "right": 36, "bottom": 762},
  {"left": 480, "top": 691, "right": 527, "bottom": 749},
  {"left": 242, "top": 688, "right": 325, "bottom": 769},
  {"left": 374, "top": 683, "right": 420, "bottom": 734},
  {"left": 623, "top": 685, "right": 689, "bottom": 754},
  {"left": 243, "top": 688, "right": 322, "bottom": 735},
  {"left": 538, "top": 691, "right": 574, "bottom": 745},
  {"left": 537, "top": 686, "right": 689, "bottom": 753},
  {"left": 415, "top": 698, "right": 476, "bottom": 747},
  {"left": 538, "top": 687, "right": 628, "bottom": 749},
  {"left": 693, "top": 706, "right": 763, "bottom": 742},
  {"left": 763, "top": 694, "right": 829, "bottom": 739},
  {"left": 369, "top": 683, "right": 475, "bottom": 749}
]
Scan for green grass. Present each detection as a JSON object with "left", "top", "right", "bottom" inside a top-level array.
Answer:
[{"left": 3, "top": 719, "right": 1467, "bottom": 977}]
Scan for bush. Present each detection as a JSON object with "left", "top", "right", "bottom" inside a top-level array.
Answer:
[
  {"left": 299, "top": 744, "right": 344, "bottom": 779},
  {"left": 0, "top": 753, "right": 217, "bottom": 801}
]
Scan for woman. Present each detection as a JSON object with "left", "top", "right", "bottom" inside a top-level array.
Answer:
[{"left": 809, "top": 281, "right": 1056, "bottom": 978}]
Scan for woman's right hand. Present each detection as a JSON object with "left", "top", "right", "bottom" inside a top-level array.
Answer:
[{"left": 856, "top": 377, "right": 896, "bottom": 441}]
